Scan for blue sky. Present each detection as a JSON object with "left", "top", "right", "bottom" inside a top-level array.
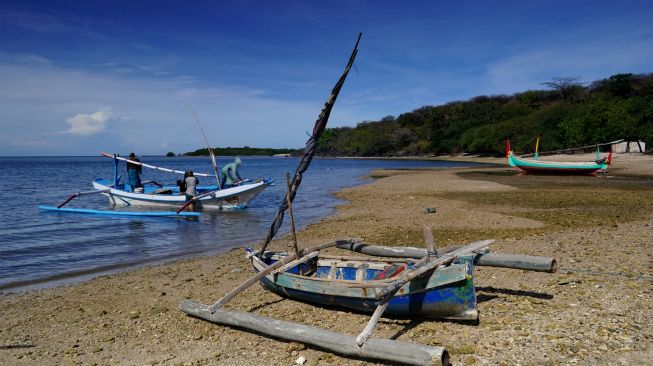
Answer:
[{"left": 1, "top": 1, "right": 652, "bottom": 156}]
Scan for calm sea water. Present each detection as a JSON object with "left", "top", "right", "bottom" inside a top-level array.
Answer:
[{"left": 0, "top": 156, "right": 479, "bottom": 291}]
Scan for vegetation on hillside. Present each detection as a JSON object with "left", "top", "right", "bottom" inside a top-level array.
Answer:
[
  {"left": 185, "top": 146, "right": 298, "bottom": 156},
  {"left": 317, "top": 73, "right": 653, "bottom": 156}
]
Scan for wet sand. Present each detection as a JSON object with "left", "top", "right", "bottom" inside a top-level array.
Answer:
[{"left": 1, "top": 154, "right": 652, "bottom": 365}]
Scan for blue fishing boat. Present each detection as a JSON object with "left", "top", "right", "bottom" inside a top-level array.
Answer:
[
  {"left": 247, "top": 246, "right": 481, "bottom": 320},
  {"left": 92, "top": 153, "right": 274, "bottom": 210}
]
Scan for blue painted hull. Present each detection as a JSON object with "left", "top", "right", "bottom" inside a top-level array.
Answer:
[
  {"left": 39, "top": 205, "right": 200, "bottom": 217},
  {"left": 251, "top": 251, "right": 479, "bottom": 320}
]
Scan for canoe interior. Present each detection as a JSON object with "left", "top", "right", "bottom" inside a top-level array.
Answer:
[{"left": 252, "top": 250, "right": 479, "bottom": 321}]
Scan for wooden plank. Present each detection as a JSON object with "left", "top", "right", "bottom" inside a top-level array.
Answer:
[{"left": 180, "top": 300, "right": 449, "bottom": 366}]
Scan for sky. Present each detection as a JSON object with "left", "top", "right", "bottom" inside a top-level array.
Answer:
[{"left": 1, "top": 1, "right": 652, "bottom": 156}]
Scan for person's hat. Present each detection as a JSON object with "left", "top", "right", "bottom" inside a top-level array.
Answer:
[{"left": 129, "top": 152, "right": 136, "bottom": 157}]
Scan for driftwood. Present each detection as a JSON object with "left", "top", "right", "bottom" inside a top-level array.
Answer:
[
  {"left": 180, "top": 300, "right": 449, "bottom": 366},
  {"left": 336, "top": 242, "right": 557, "bottom": 273}
]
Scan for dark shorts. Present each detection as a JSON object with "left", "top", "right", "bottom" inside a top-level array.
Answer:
[{"left": 185, "top": 194, "right": 195, "bottom": 201}]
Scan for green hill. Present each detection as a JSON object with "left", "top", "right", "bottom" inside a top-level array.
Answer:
[
  {"left": 185, "top": 146, "right": 298, "bottom": 156},
  {"left": 317, "top": 73, "right": 653, "bottom": 156}
]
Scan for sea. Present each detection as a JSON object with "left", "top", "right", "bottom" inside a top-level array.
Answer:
[{"left": 0, "top": 156, "right": 481, "bottom": 291}]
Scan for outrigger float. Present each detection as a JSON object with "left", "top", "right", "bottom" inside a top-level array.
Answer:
[
  {"left": 506, "top": 137, "right": 612, "bottom": 175},
  {"left": 180, "top": 34, "right": 558, "bottom": 366},
  {"left": 39, "top": 153, "right": 273, "bottom": 217}
]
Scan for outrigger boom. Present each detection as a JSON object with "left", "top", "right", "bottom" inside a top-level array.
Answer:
[{"left": 101, "top": 152, "right": 216, "bottom": 178}]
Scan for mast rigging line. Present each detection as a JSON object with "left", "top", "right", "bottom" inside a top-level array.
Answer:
[{"left": 101, "top": 153, "right": 216, "bottom": 178}]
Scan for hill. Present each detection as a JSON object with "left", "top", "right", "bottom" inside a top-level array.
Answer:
[
  {"left": 317, "top": 73, "right": 653, "bottom": 156},
  {"left": 185, "top": 146, "right": 299, "bottom": 157}
]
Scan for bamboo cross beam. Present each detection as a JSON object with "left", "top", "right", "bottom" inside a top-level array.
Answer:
[
  {"left": 376, "top": 240, "right": 493, "bottom": 297},
  {"left": 57, "top": 189, "right": 111, "bottom": 208}
]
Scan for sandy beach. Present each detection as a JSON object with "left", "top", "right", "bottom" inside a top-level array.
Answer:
[{"left": 1, "top": 154, "right": 652, "bottom": 366}]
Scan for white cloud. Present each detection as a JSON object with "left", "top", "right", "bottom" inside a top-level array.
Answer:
[
  {"left": 483, "top": 37, "right": 653, "bottom": 94},
  {"left": 0, "top": 58, "right": 367, "bottom": 156},
  {"left": 62, "top": 108, "right": 114, "bottom": 135}
]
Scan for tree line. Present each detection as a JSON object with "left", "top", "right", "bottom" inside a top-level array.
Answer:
[
  {"left": 317, "top": 73, "right": 653, "bottom": 156},
  {"left": 185, "top": 146, "right": 298, "bottom": 156}
]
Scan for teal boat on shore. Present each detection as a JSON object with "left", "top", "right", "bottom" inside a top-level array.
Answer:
[{"left": 506, "top": 139, "right": 611, "bottom": 175}]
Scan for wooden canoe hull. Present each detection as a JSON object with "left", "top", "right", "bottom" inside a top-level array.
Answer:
[
  {"left": 249, "top": 250, "right": 479, "bottom": 320},
  {"left": 508, "top": 152, "right": 606, "bottom": 175},
  {"left": 92, "top": 178, "right": 273, "bottom": 210}
]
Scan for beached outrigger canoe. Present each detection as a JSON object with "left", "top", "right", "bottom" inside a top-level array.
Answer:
[
  {"left": 506, "top": 138, "right": 611, "bottom": 175},
  {"left": 180, "top": 34, "right": 558, "bottom": 365},
  {"left": 92, "top": 153, "right": 273, "bottom": 210}
]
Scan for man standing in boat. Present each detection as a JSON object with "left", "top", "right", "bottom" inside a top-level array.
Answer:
[
  {"left": 184, "top": 170, "right": 199, "bottom": 211},
  {"left": 221, "top": 157, "right": 243, "bottom": 188},
  {"left": 126, "top": 153, "right": 143, "bottom": 192}
]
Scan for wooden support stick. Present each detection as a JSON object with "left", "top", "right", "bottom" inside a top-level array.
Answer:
[
  {"left": 285, "top": 173, "right": 300, "bottom": 259},
  {"left": 180, "top": 301, "right": 449, "bottom": 366},
  {"left": 209, "top": 239, "right": 359, "bottom": 311},
  {"left": 422, "top": 225, "right": 438, "bottom": 259},
  {"left": 356, "top": 226, "right": 443, "bottom": 346},
  {"left": 355, "top": 291, "right": 395, "bottom": 346}
]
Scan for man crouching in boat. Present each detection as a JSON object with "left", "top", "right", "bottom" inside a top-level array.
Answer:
[
  {"left": 184, "top": 171, "right": 199, "bottom": 211},
  {"left": 221, "top": 157, "right": 243, "bottom": 188}
]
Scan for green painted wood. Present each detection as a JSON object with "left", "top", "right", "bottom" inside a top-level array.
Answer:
[{"left": 274, "top": 262, "right": 468, "bottom": 299}]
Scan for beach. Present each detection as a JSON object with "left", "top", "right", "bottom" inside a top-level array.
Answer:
[{"left": 1, "top": 154, "right": 652, "bottom": 366}]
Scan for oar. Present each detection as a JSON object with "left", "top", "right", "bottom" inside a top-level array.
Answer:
[
  {"left": 355, "top": 226, "right": 437, "bottom": 346},
  {"left": 57, "top": 189, "right": 111, "bottom": 208},
  {"left": 175, "top": 188, "right": 219, "bottom": 213}
]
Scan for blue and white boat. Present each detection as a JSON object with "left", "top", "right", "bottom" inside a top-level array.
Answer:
[{"left": 93, "top": 153, "right": 273, "bottom": 210}]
